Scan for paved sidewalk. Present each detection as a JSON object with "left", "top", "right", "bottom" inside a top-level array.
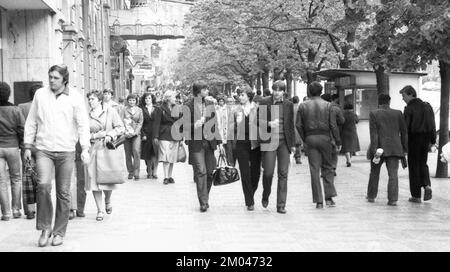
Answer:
[{"left": 1, "top": 152, "right": 450, "bottom": 252}]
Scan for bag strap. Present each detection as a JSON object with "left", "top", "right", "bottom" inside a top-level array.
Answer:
[{"left": 217, "top": 148, "right": 228, "bottom": 167}]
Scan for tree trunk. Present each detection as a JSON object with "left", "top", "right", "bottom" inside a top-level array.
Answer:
[
  {"left": 256, "top": 72, "right": 262, "bottom": 93},
  {"left": 286, "top": 68, "right": 293, "bottom": 97},
  {"left": 436, "top": 60, "right": 450, "bottom": 178},
  {"left": 306, "top": 70, "right": 317, "bottom": 85},
  {"left": 375, "top": 65, "right": 389, "bottom": 95},
  {"left": 262, "top": 67, "right": 270, "bottom": 91},
  {"left": 273, "top": 67, "right": 282, "bottom": 81}
]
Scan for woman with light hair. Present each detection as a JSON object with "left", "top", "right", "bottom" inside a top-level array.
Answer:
[{"left": 153, "top": 90, "right": 182, "bottom": 185}]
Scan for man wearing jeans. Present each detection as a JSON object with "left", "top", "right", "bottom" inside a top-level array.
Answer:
[
  {"left": 24, "top": 65, "right": 90, "bottom": 247},
  {"left": 0, "top": 82, "right": 25, "bottom": 221}
]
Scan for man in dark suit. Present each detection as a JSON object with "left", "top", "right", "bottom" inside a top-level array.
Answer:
[
  {"left": 258, "top": 80, "right": 295, "bottom": 214},
  {"left": 185, "top": 82, "right": 222, "bottom": 212},
  {"left": 400, "top": 85, "right": 436, "bottom": 203},
  {"left": 367, "top": 94, "right": 408, "bottom": 206},
  {"left": 296, "top": 82, "right": 341, "bottom": 209}
]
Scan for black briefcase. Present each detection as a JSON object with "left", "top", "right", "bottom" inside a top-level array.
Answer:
[{"left": 106, "top": 134, "right": 127, "bottom": 150}]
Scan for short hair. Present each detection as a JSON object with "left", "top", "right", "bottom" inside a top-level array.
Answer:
[
  {"left": 236, "top": 86, "right": 255, "bottom": 102},
  {"left": 399, "top": 85, "right": 417, "bottom": 97},
  {"left": 0, "top": 82, "right": 11, "bottom": 105},
  {"left": 263, "top": 88, "right": 271, "bottom": 97},
  {"left": 127, "top": 94, "right": 139, "bottom": 102},
  {"left": 217, "top": 95, "right": 227, "bottom": 103},
  {"left": 29, "top": 83, "right": 43, "bottom": 100},
  {"left": 272, "top": 80, "right": 286, "bottom": 92},
  {"left": 86, "top": 90, "right": 103, "bottom": 101},
  {"left": 292, "top": 96, "right": 299, "bottom": 104},
  {"left": 48, "top": 64, "right": 69, "bottom": 85},
  {"left": 331, "top": 94, "right": 339, "bottom": 101},
  {"left": 192, "top": 82, "right": 208, "bottom": 97},
  {"left": 256, "top": 90, "right": 262, "bottom": 96},
  {"left": 162, "top": 90, "right": 177, "bottom": 103},
  {"left": 321, "top": 93, "right": 332, "bottom": 102},
  {"left": 308, "top": 81, "right": 323, "bottom": 97},
  {"left": 118, "top": 97, "right": 125, "bottom": 103},
  {"left": 140, "top": 92, "right": 156, "bottom": 107},
  {"left": 378, "top": 94, "right": 391, "bottom": 105},
  {"left": 103, "top": 88, "right": 115, "bottom": 96}
]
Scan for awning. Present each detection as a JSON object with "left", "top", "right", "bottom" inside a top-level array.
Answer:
[{"left": 0, "top": 0, "right": 58, "bottom": 12}]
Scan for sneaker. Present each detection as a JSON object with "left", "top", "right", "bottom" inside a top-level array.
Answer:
[{"left": 424, "top": 187, "right": 432, "bottom": 201}]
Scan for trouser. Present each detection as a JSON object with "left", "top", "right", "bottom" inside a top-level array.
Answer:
[
  {"left": 190, "top": 141, "right": 216, "bottom": 206},
  {"left": 35, "top": 150, "right": 75, "bottom": 237},
  {"left": 224, "top": 142, "right": 237, "bottom": 167},
  {"left": 262, "top": 140, "right": 290, "bottom": 209},
  {"left": 124, "top": 136, "right": 141, "bottom": 177},
  {"left": 367, "top": 157, "right": 400, "bottom": 202},
  {"left": 145, "top": 156, "right": 158, "bottom": 176},
  {"left": 74, "top": 142, "right": 86, "bottom": 213},
  {"left": 408, "top": 133, "right": 431, "bottom": 198},
  {"left": 305, "top": 135, "right": 337, "bottom": 203},
  {"left": 236, "top": 142, "right": 262, "bottom": 206},
  {"left": 0, "top": 147, "right": 22, "bottom": 216},
  {"left": 331, "top": 146, "right": 338, "bottom": 170}
]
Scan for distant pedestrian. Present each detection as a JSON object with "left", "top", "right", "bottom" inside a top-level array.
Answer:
[
  {"left": 341, "top": 104, "right": 360, "bottom": 167},
  {"left": 140, "top": 92, "right": 159, "bottom": 179},
  {"left": 153, "top": 90, "right": 182, "bottom": 185},
  {"left": 216, "top": 95, "right": 234, "bottom": 166},
  {"left": 0, "top": 82, "right": 25, "bottom": 221},
  {"left": 296, "top": 82, "right": 341, "bottom": 209},
  {"left": 24, "top": 64, "right": 90, "bottom": 247},
  {"left": 102, "top": 88, "right": 121, "bottom": 113},
  {"left": 292, "top": 96, "right": 303, "bottom": 164},
  {"left": 367, "top": 94, "right": 407, "bottom": 206},
  {"left": 322, "top": 94, "right": 345, "bottom": 173},
  {"left": 400, "top": 85, "right": 436, "bottom": 203},
  {"left": 121, "top": 94, "right": 143, "bottom": 180},
  {"left": 258, "top": 80, "right": 295, "bottom": 214}
]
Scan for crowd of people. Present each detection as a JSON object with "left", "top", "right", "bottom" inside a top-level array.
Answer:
[{"left": 0, "top": 64, "right": 437, "bottom": 247}]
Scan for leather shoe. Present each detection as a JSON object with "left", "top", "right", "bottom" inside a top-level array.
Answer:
[
  {"left": 424, "top": 187, "right": 432, "bottom": 201},
  {"left": 316, "top": 203, "right": 324, "bottom": 209},
  {"left": 387, "top": 201, "right": 397, "bottom": 206},
  {"left": 247, "top": 205, "right": 254, "bottom": 211},
  {"left": 277, "top": 207, "right": 287, "bottom": 214},
  {"left": 76, "top": 211, "right": 85, "bottom": 217},
  {"left": 38, "top": 230, "right": 51, "bottom": 247},
  {"left": 200, "top": 205, "right": 208, "bottom": 212},
  {"left": 128, "top": 174, "right": 134, "bottom": 179},
  {"left": 325, "top": 199, "right": 336, "bottom": 207},
  {"left": 26, "top": 212, "right": 36, "bottom": 220},
  {"left": 163, "top": 178, "right": 169, "bottom": 185},
  {"left": 261, "top": 200, "right": 269, "bottom": 208},
  {"left": 51, "top": 235, "right": 64, "bottom": 246},
  {"left": 408, "top": 197, "right": 422, "bottom": 203},
  {"left": 168, "top": 178, "right": 175, "bottom": 184},
  {"left": 367, "top": 197, "right": 375, "bottom": 203}
]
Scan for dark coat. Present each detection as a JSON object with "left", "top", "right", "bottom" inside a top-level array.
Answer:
[
  {"left": 341, "top": 110, "right": 360, "bottom": 153},
  {"left": 403, "top": 98, "right": 436, "bottom": 144},
  {"left": 140, "top": 105, "right": 158, "bottom": 159},
  {"left": 257, "top": 96, "right": 296, "bottom": 151},
  {"left": 184, "top": 98, "right": 222, "bottom": 160},
  {"left": 153, "top": 103, "right": 181, "bottom": 142},
  {"left": 368, "top": 105, "right": 408, "bottom": 158}
]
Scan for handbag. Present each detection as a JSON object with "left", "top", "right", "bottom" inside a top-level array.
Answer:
[
  {"left": 106, "top": 134, "right": 127, "bottom": 150},
  {"left": 96, "top": 144, "right": 126, "bottom": 184},
  {"left": 23, "top": 160, "right": 37, "bottom": 205},
  {"left": 177, "top": 142, "right": 187, "bottom": 163},
  {"left": 213, "top": 150, "right": 240, "bottom": 186}
]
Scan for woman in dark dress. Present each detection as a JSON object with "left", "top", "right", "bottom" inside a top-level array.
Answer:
[
  {"left": 140, "top": 92, "right": 159, "bottom": 179},
  {"left": 341, "top": 104, "right": 360, "bottom": 167}
]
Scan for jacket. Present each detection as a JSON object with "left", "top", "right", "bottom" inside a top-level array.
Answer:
[
  {"left": 0, "top": 103, "right": 25, "bottom": 148},
  {"left": 368, "top": 105, "right": 408, "bottom": 158},
  {"left": 120, "top": 106, "right": 143, "bottom": 136},
  {"left": 296, "top": 96, "right": 341, "bottom": 146},
  {"left": 153, "top": 103, "right": 181, "bottom": 141},
  {"left": 403, "top": 98, "right": 436, "bottom": 144},
  {"left": 231, "top": 102, "right": 260, "bottom": 150}
]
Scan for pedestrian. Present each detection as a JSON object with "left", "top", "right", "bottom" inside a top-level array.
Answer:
[
  {"left": 121, "top": 94, "right": 143, "bottom": 180},
  {"left": 341, "top": 103, "right": 360, "bottom": 167},
  {"left": 258, "top": 80, "right": 296, "bottom": 214},
  {"left": 185, "top": 82, "right": 223, "bottom": 212},
  {"left": 322, "top": 94, "right": 345, "bottom": 174},
  {"left": 366, "top": 94, "right": 408, "bottom": 206},
  {"left": 225, "top": 96, "right": 238, "bottom": 166},
  {"left": 216, "top": 95, "right": 235, "bottom": 166},
  {"left": 292, "top": 96, "right": 303, "bottom": 164},
  {"left": 102, "top": 88, "right": 121, "bottom": 113},
  {"left": 296, "top": 81, "right": 341, "bottom": 209},
  {"left": 24, "top": 64, "right": 90, "bottom": 247},
  {"left": 18, "top": 83, "right": 42, "bottom": 220},
  {"left": 254, "top": 90, "right": 263, "bottom": 104},
  {"left": 139, "top": 92, "right": 159, "bottom": 179},
  {"left": 153, "top": 90, "right": 182, "bottom": 185},
  {"left": 84, "top": 90, "right": 125, "bottom": 221},
  {"left": 0, "top": 82, "right": 25, "bottom": 221},
  {"left": 233, "top": 86, "right": 261, "bottom": 211},
  {"left": 400, "top": 85, "right": 436, "bottom": 203}
]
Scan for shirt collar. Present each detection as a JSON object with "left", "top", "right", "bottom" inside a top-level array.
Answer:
[{"left": 54, "top": 86, "right": 70, "bottom": 98}]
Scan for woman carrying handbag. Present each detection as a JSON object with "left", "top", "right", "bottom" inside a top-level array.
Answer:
[{"left": 85, "top": 90, "right": 125, "bottom": 221}]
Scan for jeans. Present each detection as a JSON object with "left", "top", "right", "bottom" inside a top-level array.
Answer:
[
  {"left": 236, "top": 142, "right": 261, "bottom": 206},
  {"left": 124, "top": 136, "right": 141, "bottom": 177},
  {"left": 35, "top": 150, "right": 75, "bottom": 237},
  {"left": 190, "top": 141, "right": 216, "bottom": 206},
  {"left": 367, "top": 157, "right": 399, "bottom": 202},
  {"left": 408, "top": 133, "right": 431, "bottom": 198},
  {"left": 0, "top": 147, "right": 22, "bottom": 216},
  {"left": 262, "top": 140, "right": 290, "bottom": 209},
  {"left": 305, "top": 135, "right": 337, "bottom": 203}
]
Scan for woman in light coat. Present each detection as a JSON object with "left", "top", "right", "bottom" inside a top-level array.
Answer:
[{"left": 85, "top": 90, "right": 124, "bottom": 221}]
